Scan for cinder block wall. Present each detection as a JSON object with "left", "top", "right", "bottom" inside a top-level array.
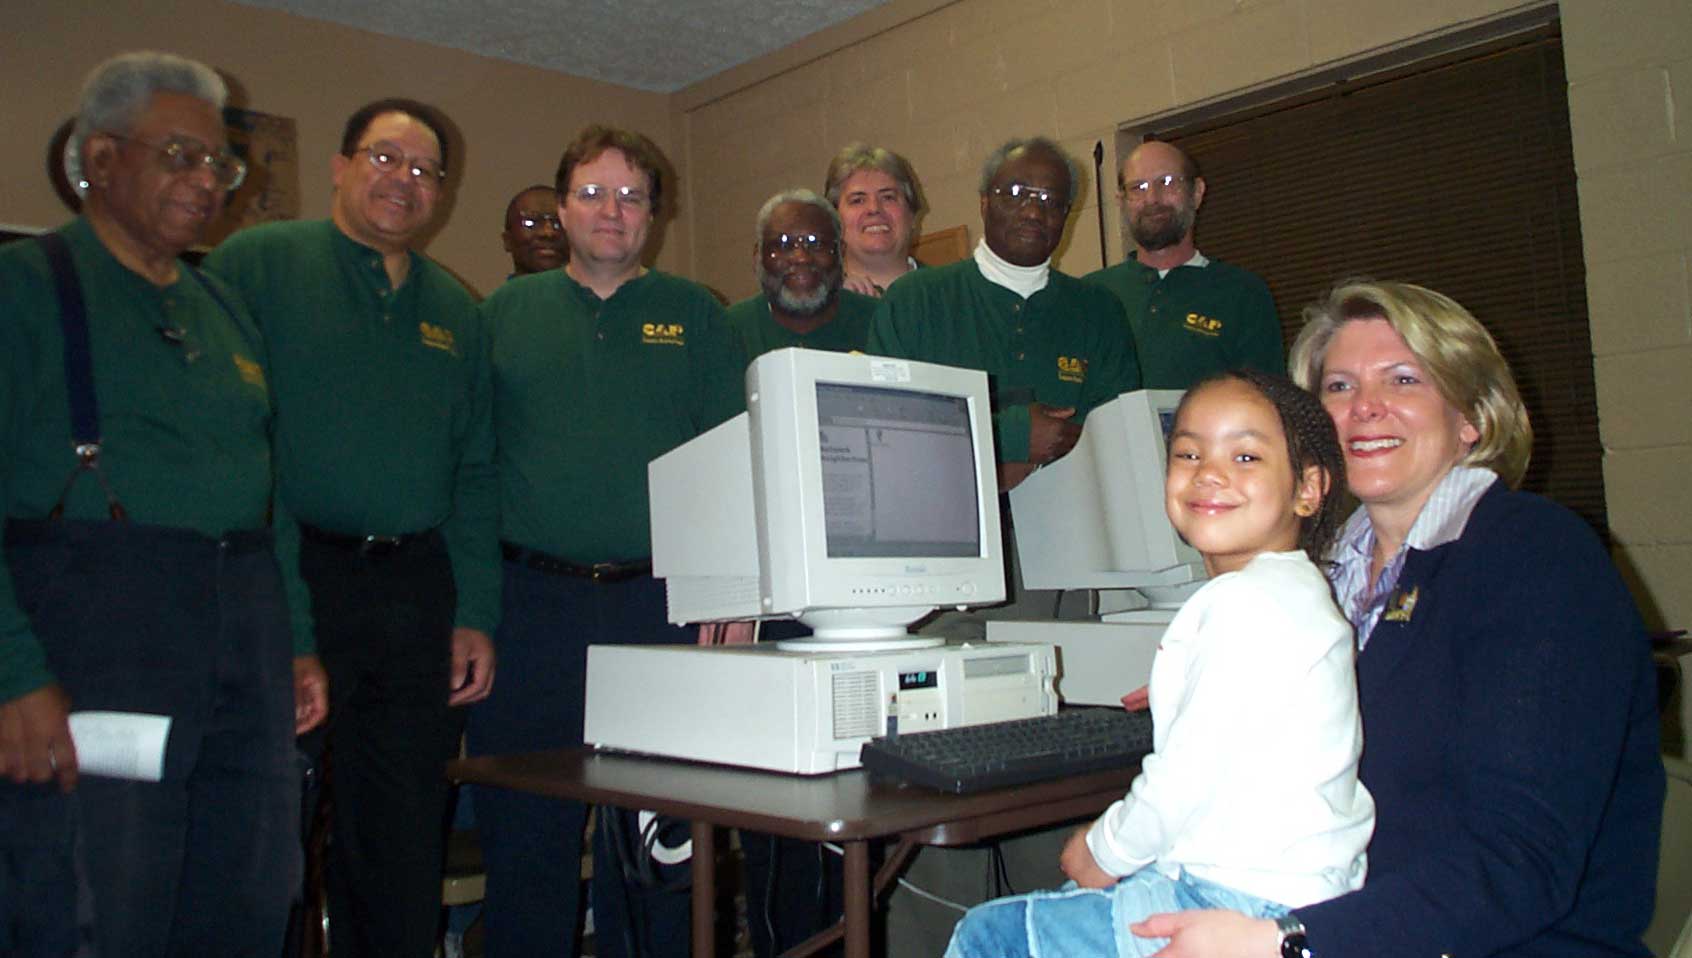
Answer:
[
  {"left": 674, "top": 0, "right": 1692, "bottom": 648},
  {"left": 1564, "top": 0, "right": 1692, "bottom": 634}
]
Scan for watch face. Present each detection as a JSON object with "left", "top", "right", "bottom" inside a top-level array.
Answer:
[{"left": 1280, "top": 932, "right": 1312, "bottom": 958}]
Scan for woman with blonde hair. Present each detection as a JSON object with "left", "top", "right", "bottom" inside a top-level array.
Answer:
[{"left": 1131, "top": 280, "right": 1662, "bottom": 958}]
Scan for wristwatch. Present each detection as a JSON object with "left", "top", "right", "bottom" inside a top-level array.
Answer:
[{"left": 1275, "top": 914, "right": 1312, "bottom": 958}]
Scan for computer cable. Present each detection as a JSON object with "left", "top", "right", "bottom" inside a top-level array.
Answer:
[{"left": 820, "top": 841, "right": 969, "bottom": 914}]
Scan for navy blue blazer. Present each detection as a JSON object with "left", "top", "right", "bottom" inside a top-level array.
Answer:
[{"left": 1300, "top": 483, "right": 1663, "bottom": 956}]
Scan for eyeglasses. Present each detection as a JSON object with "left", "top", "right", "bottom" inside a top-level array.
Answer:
[
  {"left": 762, "top": 232, "right": 834, "bottom": 257},
  {"left": 1123, "top": 173, "right": 1191, "bottom": 198},
  {"left": 515, "top": 213, "right": 562, "bottom": 231},
  {"left": 988, "top": 182, "right": 1067, "bottom": 213},
  {"left": 354, "top": 143, "right": 446, "bottom": 186},
  {"left": 109, "top": 134, "right": 247, "bottom": 190},
  {"left": 571, "top": 184, "right": 651, "bottom": 211}
]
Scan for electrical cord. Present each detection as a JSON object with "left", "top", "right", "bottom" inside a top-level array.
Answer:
[
  {"left": 761, "top": 834, "right": 778, "bottom": 955},
  {"left": 819, "top": 841, "right": 970, "bottom": 914}
]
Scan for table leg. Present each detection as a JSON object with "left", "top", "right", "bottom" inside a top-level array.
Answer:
[
  {"left": 843, "top": 840, "right": 870, "bottom": 958},
  {"left": 692, "top": 822, "right": 716, "bottom": 958}
]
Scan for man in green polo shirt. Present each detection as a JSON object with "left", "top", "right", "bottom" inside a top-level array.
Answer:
[
  {"left": 869, "top": 136, "right": 1143, "bottom": 957},
  {"left": 0, "top": 51, "right": 324, "bottom": 954},
  {"left": 868, "top": 136, "right": 1142, "bottom": 491},
  {"left": 472, "top": 125, "right": 742, "bottom": 958},
  {"left": 725, "top": 188, "right": 876, "bottom": 359},
  {"left": 1084, "top": 140, "right": 1282, "bottom": 388},
  {"left": 501, "top": 184, "right": 567, "bottom": 276},
  {"left": 724, "top": 187, "right": 875, "bottom": 958},
  {"left": 205, "top": 98, "right": 498, "bottom": 958}
]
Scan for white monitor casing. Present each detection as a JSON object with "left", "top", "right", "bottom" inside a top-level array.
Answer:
[{"left": 649, "top": 349, "right": 1005, "bottom": 651}]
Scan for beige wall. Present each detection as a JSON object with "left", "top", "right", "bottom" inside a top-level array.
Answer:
[
  {"left": 0, "top": 0, "right": 672, "bottom": 297},
  {"left": 4, "top": 0, "right": 1688, "bottom": 640},
  {"left": 1563, "top": 0, "right": 1692, "bottom": 633},
  {"left": 673, "top": 0, "right": 1692, "bottom": 640}
]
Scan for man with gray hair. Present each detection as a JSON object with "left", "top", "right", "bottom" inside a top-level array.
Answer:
[
  {"left": 868, "top": 136, "right": 1141, "bottom": 490},
  {"left": 725, "top": 188, "right": 877, "bottom": 359},
  {"left": 0, "top": 50, "right": 325, "bottom": 954},
  {"left": 723, "top": 189, "right": 876, "bottom": 957}
]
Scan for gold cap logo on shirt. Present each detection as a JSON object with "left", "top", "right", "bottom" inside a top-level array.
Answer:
[
  {"left": 419, "top": 322, "right": 459, "bottom": 356},
  {"left": 232, "top": 353, "right": 266, "bottom": 388},
  {"left": 1184, "top": 312, "right": 1223, "bottom": 337},
  {"left": 1056, "top": 355, "right": 1087, "bottom": 383},
  {"left": 642, "top": 322, "right": 685, "bottom": 346}
]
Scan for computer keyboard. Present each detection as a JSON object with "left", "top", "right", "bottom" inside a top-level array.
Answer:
[{"left": 859, "top": 707, "right": 1154, "bottom": 794}]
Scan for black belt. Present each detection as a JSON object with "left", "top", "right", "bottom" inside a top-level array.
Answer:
[
  {"left": 5, "top": 518, "right": 272, "bottom": 553},
  {"left": 500, "top": 541, "right": 651, "bottom": 583},
  {"left": 299, "top": 522, "right": 430, "bottom": 558}
]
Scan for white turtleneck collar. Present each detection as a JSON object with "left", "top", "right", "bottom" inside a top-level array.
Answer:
[{"left": 973, "top": 239, "right": 1050, "bottom": 299}]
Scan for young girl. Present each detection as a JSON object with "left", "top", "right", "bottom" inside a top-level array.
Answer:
[{"left": 946, "top": 369, "right": 1375, "bottom": 958}]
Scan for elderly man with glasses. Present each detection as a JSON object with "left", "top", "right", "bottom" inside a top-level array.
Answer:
[
  {"left": 0, "top": 50, "right": 326, "bottom": 954},
  {"left": 470, "top": 124, "right": 743, "bottom": 958},
  {"left": 205, "top": 97, "right": 498, "bottom": 958},
  {"left": 726, "top": 187, "right": 877, "bottom": 358},
  {"left": 1084, "top": 139, "right": 1282, "bottom": 389},
  {"left": 869, "top": 135, "right": 1142, "bottom": 491}
]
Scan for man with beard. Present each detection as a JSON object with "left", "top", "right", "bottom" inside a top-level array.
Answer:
[
  {"left": 725, "top": 189, "right": 876, "bottom": 358},
  {"left": 869, "top": 136, "right": 1140, "bottom": 491},
  {"left": 472, "top": 125, "right": 744, "bottom": 958},
  {"left": 1085, "top": 140, "right": 1280, "bottom": 388},
  {"left": 501, "top": 184, "right": 567, "bottom": 276},
  {"left": 720, "top": 188, "right": 877, "bottom": 958}
]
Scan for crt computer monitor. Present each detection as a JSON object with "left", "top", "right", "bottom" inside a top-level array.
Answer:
[
  {"left": 648, "top": 348, "right": 1005, "bottom": 652},
  {"left": 1007, "top": 389, "right": 1205, "bottom": 605}
]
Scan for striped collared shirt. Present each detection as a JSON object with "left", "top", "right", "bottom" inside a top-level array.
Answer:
[{"left": 1328, "top": 466, "right": 1498, "bottom": 650}]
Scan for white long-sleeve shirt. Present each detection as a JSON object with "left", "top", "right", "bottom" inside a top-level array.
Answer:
[{"left": 1085, "top": 550, "right": 1375, "bottom": 907}]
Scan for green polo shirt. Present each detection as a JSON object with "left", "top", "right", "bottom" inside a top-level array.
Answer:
[
  {"left": 205, "top": 219, "right": 499, "bottom": 634},
  {"left": 723, "top": 289, "right": 876, "bottom": 359},
  {"left": 482, "top": 268, "right": 745, "bottom": 563},
  {"left": 867, "top": 259, "right": 1142, "bottom": 462},
  {"left": 1083, "top": 254, "right": 1282, "bottom": 388},
  {"left": 0, "top": 219, "right": 283, "bottom": 701}
]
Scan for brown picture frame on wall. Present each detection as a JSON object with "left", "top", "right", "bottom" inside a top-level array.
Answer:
[{"left": 913, "top": 225, "right": 970, "bottom": 267}]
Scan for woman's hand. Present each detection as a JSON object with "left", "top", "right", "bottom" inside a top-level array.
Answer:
[{"left": 1131, "top": 910, "right": 1279, "bottom": 957}]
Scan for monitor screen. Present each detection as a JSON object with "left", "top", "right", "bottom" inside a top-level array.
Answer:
[
  {"left": 649, "top": 349, "right": 1006, "bottom": 651},
  {"left": 817, "top": 384, "right": 979, "bottom": 559}
]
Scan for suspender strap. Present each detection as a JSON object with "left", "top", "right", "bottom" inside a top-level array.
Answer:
[
  {"left": 36, "top": 233, "right": 100, "bottom": 451},
  {"left": 34, "top": 232, "right": 125, "bottom": 520}
]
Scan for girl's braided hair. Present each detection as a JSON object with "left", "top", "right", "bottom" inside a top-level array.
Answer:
[{"left": 1174, "top": 368, "right": 1348, "bottom": 563}]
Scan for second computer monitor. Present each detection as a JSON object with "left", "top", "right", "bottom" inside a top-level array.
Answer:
[{"left": 1008, "top": 389, "right": 1204, "bottom": 598}]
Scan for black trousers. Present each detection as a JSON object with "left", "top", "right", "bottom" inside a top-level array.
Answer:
[
  {"left": 0, "top": 520, "right": 297, "bottom": 958},
  {"left": 298, "top": 531, "right": 463, "bottom": 958},
  {"left": 467, "top": 563, "right": 691, "bottom": 958}
]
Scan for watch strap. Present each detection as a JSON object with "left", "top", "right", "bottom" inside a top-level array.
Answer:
[{"left": 1274, "top": 913, "right": 1311, "bottom": 958}]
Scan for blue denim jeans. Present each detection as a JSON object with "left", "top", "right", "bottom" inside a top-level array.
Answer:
[{"left": 945, "top": 867, "right": 1290, "bottom": 958}]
